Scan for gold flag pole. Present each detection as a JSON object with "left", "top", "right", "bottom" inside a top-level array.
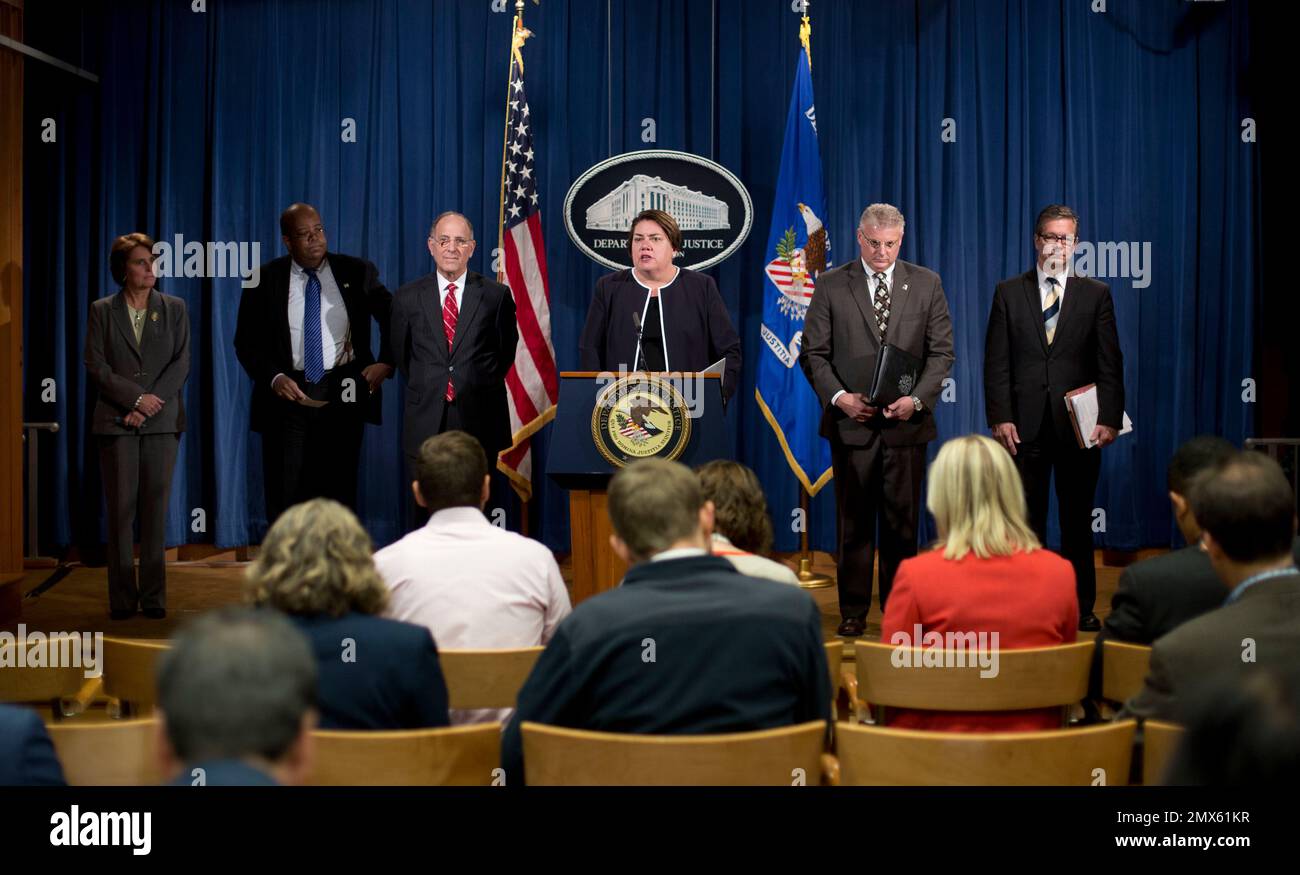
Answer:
[{"left": 794, "top": 1, "right": 832, "bottom": 590}]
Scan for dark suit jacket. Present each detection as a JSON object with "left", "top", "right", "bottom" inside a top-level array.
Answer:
[
  {"left": 169, "top": 760, "right": 279, "bottom": 786},
  {"left": 390, "top": 270, "right": 518, "bottom": 460},
  {"left": 984, "top": 269, "right": 1125, "bottom": 443},
  {"left": 288, "top": 612, "right": 450, "bottom": 731},
  {"left": 501, "top": 554, "right": 831, "bottom": 784},
  {"left": 578, "top": 268, "right": 743, "bottom": 401},
  {"left": 0, "top": 706, "right": 66, "bottom": 786},
  {"left": 233, "top": 253, "right": 394, "bottom": 434},
  {"left": 1123, "top": 572, "right": 1300, "bottom": 721},
  {"left": 799, "top": 258, "right": 954, "bottom": 447},
  {"left": 84, "top": 289, "right": 190, "bottom": 435}
]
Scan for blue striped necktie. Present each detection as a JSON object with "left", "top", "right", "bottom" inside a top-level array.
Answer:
[
  {"left": 303, "top": 268, "right": 325, "bottom": 383},
  {"left": 1043, "top": 277, "right": 1061, "bottom": 345}
]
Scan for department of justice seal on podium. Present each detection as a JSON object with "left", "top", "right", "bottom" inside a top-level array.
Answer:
[{"left": 592, "top": 374, "right": 692, "bottom": 466}]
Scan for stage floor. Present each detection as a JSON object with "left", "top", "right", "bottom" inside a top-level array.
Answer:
[{"left": 5, "top": 550, "right": 1122, "bottom": 643}]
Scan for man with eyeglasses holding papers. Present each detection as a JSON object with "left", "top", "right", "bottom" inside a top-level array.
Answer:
[
  {"left": 799, "top": 203, "right": 955, "bottom": 637},
  {"left": 984, "top": 204, "right": 1126, "bottom": 632},
  {"left": 391, "top": 212, "right": 518, "bottom": 525}
]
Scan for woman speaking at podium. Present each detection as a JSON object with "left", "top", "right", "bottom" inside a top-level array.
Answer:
[{"left": 578, "top": 209, "right": 741, "bottom": 401}]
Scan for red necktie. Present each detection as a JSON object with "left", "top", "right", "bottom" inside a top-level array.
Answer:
[{"left": 443, "top": 283, "right": 459, "bottom": 401}]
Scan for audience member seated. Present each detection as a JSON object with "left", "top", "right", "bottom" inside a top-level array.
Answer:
[
  {"left": 1101, "top": 436, "right": 1242, "bottom": 646},
  {"left": 374, "top": 431, "right": 571, "bottom": 725},
  {"left": 881, "top": 434, "right": 1078, "bottom": 731},
  {"left": 1163, "top": 667, "right": 1300, "bottom": 786},
  {"left": 697, "top": 460, "right": 800, "bottom": 586},
  {"left": 1124, "top": 451, "right": 1300, "bottom": 722},
  {"left": 155, "top": 607, "right": 317, "bottom": 786},
  {"left": 247, "top": 499, "right": 449, "bottom": 730},
  {"left": 501, "top": 458, "right": 831, "bottom": 785},
  {"left": 0, "top": 704, "right": 66, "bottom": 786}
]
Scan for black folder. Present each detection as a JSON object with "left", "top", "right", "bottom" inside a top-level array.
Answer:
[{"left": 866, "top": 343, "right": 922, "bottom": 406}]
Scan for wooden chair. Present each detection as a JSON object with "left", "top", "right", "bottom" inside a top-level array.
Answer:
[
  {"left": 310, "top": 723, "right": 502, "bottom": 786},
  {"left": 521, "top": 720, "right": 831, "bottom": 785},
  {"left": 47, "top": 718, "right": 163, "bottom": 786},
  {"left": 438, "top": 647, "right": 543, "bottom": 711},
  {"left": 824, "top": 640, "right": 843, "bottom": 698},
  {"left": 835, "top": 719, "right": 1137, "bottom": 785},
  {"left": 852, "top": 640, "right": 1094, "bottom": 725},
  {"left": 1141, "top": 720, "right": 1186, "bottom": 785},
  {"left": 102, "top": 637, "right": 170, "bottom": 715},
  {"left": 1101, "top": 640, "right": 1152, "bottom": 705},
  {"left": 0, "top": 637, "right": 90, "bottom": 718}
]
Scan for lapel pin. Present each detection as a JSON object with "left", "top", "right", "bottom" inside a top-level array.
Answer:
[
  {"left": 343, "top": 283, "right": 350, "bottom": 288},
  {"left": 150, "top": 312, "right": 159, "bottom": 322},
  {"left": 902, "top": 283, "right": 909, "bottom": 291}
]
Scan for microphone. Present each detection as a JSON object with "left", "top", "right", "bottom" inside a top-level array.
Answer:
[{"left": 632, "top": 309, "right": 645, "bottom": 371}]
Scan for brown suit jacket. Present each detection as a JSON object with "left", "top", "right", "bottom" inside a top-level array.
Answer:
[
  {"left": 84, "top": 289, "right": 190, "bottom": 435},
  {"left": 799, "top": 258, "right": 954, "bottom": 447}
]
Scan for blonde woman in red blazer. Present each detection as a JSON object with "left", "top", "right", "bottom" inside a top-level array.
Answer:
[{"left": 880, "top": 434, "right": 1078, "bottom": 731}]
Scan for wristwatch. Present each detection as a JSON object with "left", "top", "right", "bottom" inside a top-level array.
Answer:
[{"left": 910, "top": 394, "right": 923, "bottom": 412}]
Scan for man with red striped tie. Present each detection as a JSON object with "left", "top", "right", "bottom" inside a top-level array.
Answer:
[{"left": 391, "top": 211, "right": 518, "bottom": 527}]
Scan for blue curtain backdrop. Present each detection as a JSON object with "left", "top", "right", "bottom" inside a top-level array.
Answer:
[{"left": 21, "top": 0, "right": 1261, "bottom": 556}]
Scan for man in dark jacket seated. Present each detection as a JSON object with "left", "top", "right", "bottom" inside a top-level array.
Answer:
[
  {"left": 501, "top": 458, "right": 830, "bottom": 785},
  {"left": 0, "top": 705, "right": 66, "bottom": 786},
  {"left": 156, "top": 607, "right": 318, "bottom": 786}
]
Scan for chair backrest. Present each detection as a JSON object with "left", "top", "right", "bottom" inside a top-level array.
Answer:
[
  {"left": 837, "top": 720, "right": 1137, "bottom": 785},
  {"left": 1101, "top": 640, "right": 1152, "bottom": 704},
  {"left": 1142, "top": 720, "right": 1186, "bottom": 785},
  {"left": 310, "top": 723, "right": 502, "bottom": 786},
  {"left": 824, "top": 640, "right": 843, "bottom": 696},
  {"left": 47, "top": 718, "right": 163, "bottom": 786},
  {"left": 0, "top": 638, "right": 90, "bottom": 706},
  {"left": 521, "top": 720, "right": 829, "bottom": 786},
  {"left": 438, "top": 647, "right": 543, "bottom": 711},
  {"left": 854, "top": 640, "right": 1094, "bottom": 714},
  {"left": 102, "top": 637, "right": 170, "bottom": 713}
]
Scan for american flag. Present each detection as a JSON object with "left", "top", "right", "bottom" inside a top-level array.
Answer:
[{"left": 497, "top": 20, "right": 558, "bottom": 501}]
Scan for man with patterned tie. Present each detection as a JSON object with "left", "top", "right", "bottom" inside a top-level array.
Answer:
[
  {"left": 800, "top": 203, "right": 955, "bottom": 637},
  {"left": 984, "top": 204, "right": 1126, "bottom": 631},
  {"left": 390, "top": 212, "right": 518, "bottom": 527},
  {"left": 235, "top": 203, "right": 395, "bottom": 527}
]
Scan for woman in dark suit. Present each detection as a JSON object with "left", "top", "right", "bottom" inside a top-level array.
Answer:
[
  {"left": 245, "top": 498, "right": 450, "bottom": 730},
  {"left": 84, "top": 233, "right": 190, "bottom": 620},
  {"left": 578, "top": 209, "right": 742, "bottom": 400}
]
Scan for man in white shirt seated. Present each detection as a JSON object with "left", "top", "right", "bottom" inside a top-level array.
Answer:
[
  {"left": 374, "top": 431, "right": 571, "bottom": 725},
  {"left": 696, "top": 460, "right": 800, "bottom": 586}
]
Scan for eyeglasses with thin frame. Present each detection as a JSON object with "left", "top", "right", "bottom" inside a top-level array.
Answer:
[
  {"left": 433, "top": 236, "right": 473, "bottom": 250},
  {"left": 1036, "top": 232, "right": 1077, "bottom": 246},
  {"left": 858, "top": 229, "right": 899, "bottom": 252}
]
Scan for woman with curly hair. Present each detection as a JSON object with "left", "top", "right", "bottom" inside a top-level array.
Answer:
[
  {"left": 696, "top": 460, "right": 799, "bottom": 586},
  {"left": 246, "top": 498, "right": 449, "bottom": 729}
]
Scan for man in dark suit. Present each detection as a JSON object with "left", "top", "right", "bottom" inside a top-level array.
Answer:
[
  {"left": 985, "top": 204, "right": 1125, "bottom": 631},
  {"left": 0, "top": 705, "right": 66, "bottom": 786},
  {"left": 234, "top": 203, "right": 394, "bottom": 526},
  {"left": 156, "top": 607, "right": 317, "bottom": 786},
  {"left": 390, "top": 211, "right": 518, "bottom": 515},
  {"left": 1100, "top": 436, "right": 1239, "bottom": 648},
  {"left": 799, "top": 203, "right": 955, "bottom": 636},
  {"left": 501, "top": 459, "right": 830, "bottom": 785},
  {"left": 1124, "top": 451, "right": 1300, "bottom": 721}
]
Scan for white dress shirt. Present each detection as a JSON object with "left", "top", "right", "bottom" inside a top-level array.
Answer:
[
  {"left": 831, "top": 260, "right": 900, "bottom": 407},
  {"left": 437, "top": 270, "right": 467, "bottom": 313},
  {"left": 373, "top": 505, "right": 571, "bottom": 726},
  {"left": 287, "top": 258, "right": 349, "bottom": 372},
  {"left": 1036, "top": 265, "right": 1070, "bottom": 309}
]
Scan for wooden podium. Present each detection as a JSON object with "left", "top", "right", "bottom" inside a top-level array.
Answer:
[{"left": 547, "top": 371, "right": 730, "bottom": 605}]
